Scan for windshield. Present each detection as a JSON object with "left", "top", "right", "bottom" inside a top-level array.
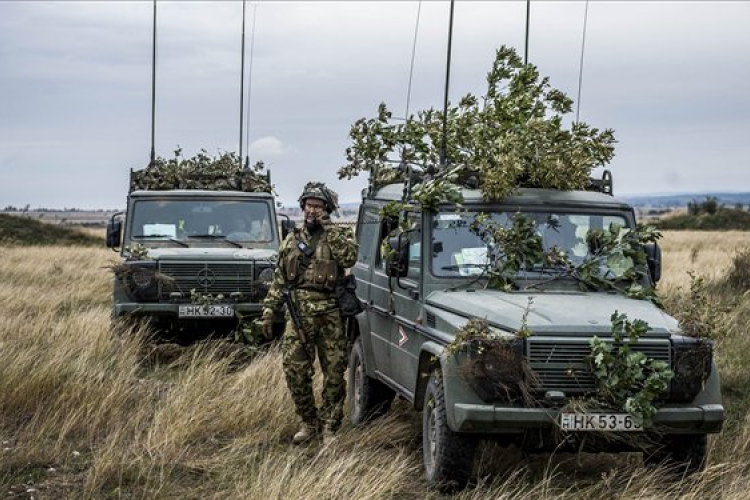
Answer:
[
  {"left": 128, "top": 199, "right": 275, "bottom": 248},
  {"left": 432, "top": 210, "right": 629, "bottom": 278}
]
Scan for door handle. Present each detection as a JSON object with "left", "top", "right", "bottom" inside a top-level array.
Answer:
[{"left": 408, "top": 289, "right": 420, "bottom": 300}]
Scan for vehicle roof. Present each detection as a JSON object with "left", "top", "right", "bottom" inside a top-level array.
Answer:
[
  {"left": 130, "top": 189, "right": 275, "bottom": 199},
  {"left": 368, "top": 183, "right": 632, "bottom": 210}
]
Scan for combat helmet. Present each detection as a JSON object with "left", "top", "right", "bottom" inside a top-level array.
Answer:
[{"left": 298, "top": 181, "right": 339, "bottom": 214}]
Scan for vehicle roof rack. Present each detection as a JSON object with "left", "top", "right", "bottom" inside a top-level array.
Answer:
[{"left": 364, "top": 163, "right": 615, "bottom": 200}]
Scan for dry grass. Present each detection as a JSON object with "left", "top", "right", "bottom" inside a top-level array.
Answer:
[
  {"left": 658, "top": 231, "right": 750, "bottom": 292},
  {"left": 70, "top": 226, "right": 106, "bottom": 240},
  {"left": 2, "top": 234, "right": 750, "bottom": 499}
]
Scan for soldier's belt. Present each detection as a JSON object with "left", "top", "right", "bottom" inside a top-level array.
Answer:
[{"left": 292, "top": 288, "right": 336, "bottom": 300}]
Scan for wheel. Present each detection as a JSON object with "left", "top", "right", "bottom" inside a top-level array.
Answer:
[
  {"left": 644, "top": 434, "right": 707, "bottom": 475},
  {"left": 348, "top": 337, "right": 395, "bottom": 425},
  {"left": 423, "top": 370, "right": 478, "bottom": 491}
]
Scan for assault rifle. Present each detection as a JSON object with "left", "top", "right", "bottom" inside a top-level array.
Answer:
[{"left": 282, "top": 286, "right": 307, "bottom": 344}]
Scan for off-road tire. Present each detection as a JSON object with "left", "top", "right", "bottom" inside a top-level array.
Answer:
[
  {"left": 423, "top": 371, "right": 478, "bottom": 491},
  {"left": 644, "top": 434, "right": 708, "bottom": 475},
  {"left": 348, "top": 337, "right": 395, "bottom": 425}
]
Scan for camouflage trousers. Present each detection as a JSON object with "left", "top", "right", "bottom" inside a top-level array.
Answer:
[{"left": 281, "top": 308, "right": 348, "bottom": 431}]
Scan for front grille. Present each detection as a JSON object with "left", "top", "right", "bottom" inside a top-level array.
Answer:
[
  {"left": 158, "top": 261, "right": 269, "bottom": 300},
  {"left": 526, "top": 337, "right": 671, "bottom": 394}
]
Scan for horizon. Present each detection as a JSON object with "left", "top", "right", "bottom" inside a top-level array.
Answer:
[{"left": 5, "top": 188, "right": 750, "bottom": 212}]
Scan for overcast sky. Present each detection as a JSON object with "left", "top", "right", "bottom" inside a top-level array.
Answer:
[{"left": 1, "top": 1, "right": 748, "bottom": 209}]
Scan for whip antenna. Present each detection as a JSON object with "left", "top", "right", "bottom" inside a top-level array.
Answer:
[
  {"left": 524, "top": 0, "right": 531, "bottom": 64},
  {"left": 149, "top": 0, "right": 157, "bottom": 165},
  {"left": 244, "top": 3, "right": 258, "bottom": 168},
  {"left": 439, "top": 0, "right": 455, "bottom": 168},
  {"left": 404, "top": 0, "right": 422, "bottom": 121},
  {"left": 239, "top": 0, "right": 247, "bottom": 164},
  {"left": 575, "top": 0, "right": 590, "bottom": 123}
]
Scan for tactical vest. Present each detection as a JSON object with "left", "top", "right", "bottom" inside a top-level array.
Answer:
[{"left": 283, "top": 229, "right": 340, "bottom": 292}]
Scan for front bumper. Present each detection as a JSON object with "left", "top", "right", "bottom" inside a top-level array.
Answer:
[{"left": 452, "top": 403, "right": 725, "bottom": 435}]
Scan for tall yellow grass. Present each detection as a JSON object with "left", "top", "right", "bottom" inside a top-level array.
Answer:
[
  {"left": 658, "top": 231, "right": 750, "bottom": 292},
  {"left": 1, "top": 234, "right": 750, "bottom": 499}
]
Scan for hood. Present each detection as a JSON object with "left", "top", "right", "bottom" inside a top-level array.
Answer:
[
  {"left": 142, "top": 247, "right": 277, "bottom": 262},
  {"left": 426, "top": 289, "right": 678, "bottom": 337}
]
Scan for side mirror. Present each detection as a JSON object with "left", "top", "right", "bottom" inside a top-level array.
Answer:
[
  {"left": 644, "top": 242, "right": 662, "bottom": 284},
  {"left": 385, "top": 233, "right": 409, "bottom": 278},
  {"left": 106, "top": 215, "right": 123, "bottom": 249},
  {"left": 280, "top": 219, "right": 295, "bottom": 240}
]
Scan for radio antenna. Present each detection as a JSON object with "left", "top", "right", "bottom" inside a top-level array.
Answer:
[
  {"left": 239, "top": 0, "right": 247, "bottom": 165},
  {"left": 244, "top": 3, "right": 258, "bottom": 168},
  {"left": 575, "top": 0, "right": 590, "bottom": 123},
  {"left": 404, "top": 0, "right": 422, "bottom": 121},
  {"left": 439, "top": 0, "right": 455, "bottom": 169},
  {"left": 524, "top": 0, "right": 531, "bottom": 64},
  {"left": 149, "top": 0, "right": 157, "bottom": 165}
]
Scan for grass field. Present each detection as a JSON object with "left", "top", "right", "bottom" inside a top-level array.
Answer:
[{"left": 1, "top": 231, "right": 750, "bottom": 499}]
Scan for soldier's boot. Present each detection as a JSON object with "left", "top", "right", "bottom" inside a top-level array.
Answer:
[
  {"left": 321, "top": 427, "right": 337, "bottom": 446},
  {"left": 292, "top": 422, "right": 318, "bottom": 445}
]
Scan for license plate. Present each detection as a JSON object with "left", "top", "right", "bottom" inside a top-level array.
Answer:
[
  {"left": 178, "top": 304, "right": 235, "bottom": 318},
  {"left": 559, "top": 413, "right": 642, "bottom": 432}
]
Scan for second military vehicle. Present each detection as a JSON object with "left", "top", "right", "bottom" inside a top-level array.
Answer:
[
  {"left": 106, "top": 160, "right": 291, "bottom": 339},
  {"left": 348, "top": 176, "right": 723, "bottom": 489}
]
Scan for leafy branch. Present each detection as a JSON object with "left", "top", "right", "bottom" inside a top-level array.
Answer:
[
  {"left": 132, "top": 149, "right": 272, "bottom": 193},
  {"left": 340, "top": 45, "right": 616, "bottom": 202},
  {"left": 588, "top": 311, "right": 673, "bottom": 426}
]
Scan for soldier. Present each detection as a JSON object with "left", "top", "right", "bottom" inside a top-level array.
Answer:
[{"left": 261, "top": 181, "right": 358, "bottom": 445}]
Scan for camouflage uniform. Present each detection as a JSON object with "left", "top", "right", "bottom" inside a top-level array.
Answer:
[{"left": 262, "top": 187, "right": 358, "bottom": 434}]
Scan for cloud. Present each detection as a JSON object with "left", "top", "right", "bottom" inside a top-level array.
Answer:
[
  {"left": 249, "top": 136, "right": 287, "bottom": 158},
  {"left": 0, "top": 2, "right": 748, "bottom": 208}
]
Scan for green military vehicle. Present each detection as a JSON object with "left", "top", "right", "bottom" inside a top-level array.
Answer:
[
  {"left": 106, "top": 165, "right": 291, "bottom": 338},
  {"left": 347, "top": 179, "right": 723, "bottom": 489}
]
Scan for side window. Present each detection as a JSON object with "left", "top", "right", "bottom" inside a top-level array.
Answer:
[
  {"left": 358, "top": 206, "right": 380, "bottom": 265},
  {"left": 374, "top": 210, "right": 421, "bottom": 276},
  {"left": 375, "top": 210, "right": 399, "bottom": 272},
  {"left": 406, "top": 213, "right": 422, "bottom": 280}
]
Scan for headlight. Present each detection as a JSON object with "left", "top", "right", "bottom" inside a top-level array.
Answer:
[
  {"left": 670, "top": 336, "right": 713, "bottom": 402},
  {"left": 131, "top": 268, "right": 155, "bottom": 288},
  {"left": 257, "top": 267, "right": 274, "bottom": 285},
  {"left": 454, "top": 336, "right": 525, "bottom": 403},
  {"left": 123, "top": 261, "right": 158, "bottom": 301}
]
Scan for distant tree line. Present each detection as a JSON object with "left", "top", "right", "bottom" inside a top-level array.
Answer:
[
  {"left": 2, "top": 205, "right": 120, "bottom": 213},
  {"left": 657, "top": 196, "right": 750, "bottom": 230},
  {"left": 685, "top": 196, "right": 748, "bottom": 216}
]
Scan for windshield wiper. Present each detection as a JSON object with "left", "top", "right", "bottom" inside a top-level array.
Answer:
[
  {"left": 131, "top": 235, "right": 188, "bottom": 247},
  {"left": 440, "top": 264, "right": 488, "bottom": 271},
  {"left": 188, "top": 234, "right": 243, "bottom": 248},
  {"left": 518, "top": 265, "right": 561, "bottom": 276}
]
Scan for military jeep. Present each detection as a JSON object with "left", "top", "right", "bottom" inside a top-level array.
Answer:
[
  {"left": 106, "top": 168, "right": 292, "bottom": 339},
  {"left": 348, "top": 181, "right": 724, "bottom": 489}
]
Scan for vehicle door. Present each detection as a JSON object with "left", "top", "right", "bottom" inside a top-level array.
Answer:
[
  {"left": 387, "top": 211, "right": 422, "bottom": 394},
  {"left": 359, "top": 202, "right": 392, "bottom": 375}
]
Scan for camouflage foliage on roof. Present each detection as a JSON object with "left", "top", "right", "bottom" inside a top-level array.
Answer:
[
  {"left": 339, "top": 45, "right": 616, "bottom": 202},
  {"left": 131, "top": 149, "right": 273, "bottom": 193}
]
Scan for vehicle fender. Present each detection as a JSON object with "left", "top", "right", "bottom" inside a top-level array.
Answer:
[
  {"left": 111, "top": 275, "right": 130, "bottom": 319},
  {"left": 354, "top": 312, "right": 378, "bottom": 378},
  {"left": 414, "top": 342, "right": 444, "bottom": 411},
  {"left": 693, "top": 360, "right": 723, "bottom": 406}
]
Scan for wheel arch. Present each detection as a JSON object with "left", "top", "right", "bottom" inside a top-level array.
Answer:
[{"left": 414, "top": 342, "right": 444, "bottom": 411}]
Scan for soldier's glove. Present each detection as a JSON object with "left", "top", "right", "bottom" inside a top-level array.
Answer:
[{"left": 261, "top": 312, "right": 275, "bottom": 340}]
